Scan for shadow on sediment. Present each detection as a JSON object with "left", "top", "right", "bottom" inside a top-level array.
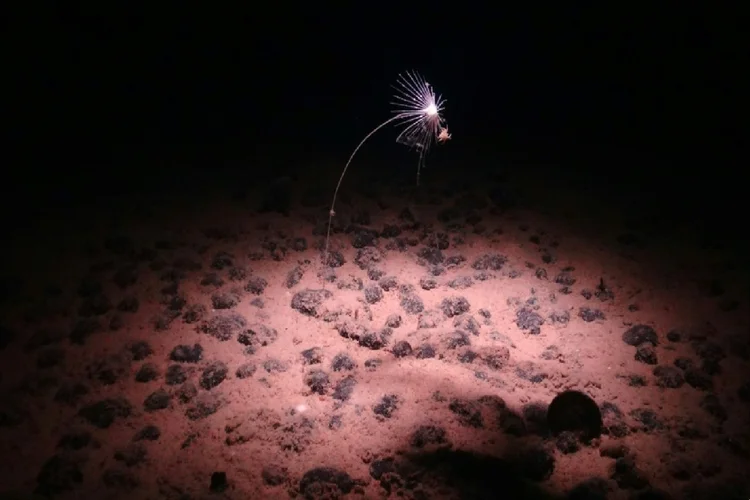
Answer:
[{"left": 401, "top": 447, "right": 563, "bottom": 500}]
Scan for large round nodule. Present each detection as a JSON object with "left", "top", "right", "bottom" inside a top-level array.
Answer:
[{"left": 547, "top": 390, "right": 603, "bottom": 441}]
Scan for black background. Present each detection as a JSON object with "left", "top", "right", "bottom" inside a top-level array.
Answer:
[{"left": 6, "top": 5, "right": 743, "bottom": 204}]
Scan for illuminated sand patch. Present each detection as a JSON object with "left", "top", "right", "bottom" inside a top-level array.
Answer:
[{"left": 0, "top": 166, "right": 748, "bottom": 499}]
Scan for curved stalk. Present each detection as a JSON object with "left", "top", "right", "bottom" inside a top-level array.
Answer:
[{"left": 323, "top": 113, "right": 406, "bottom": 268}]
